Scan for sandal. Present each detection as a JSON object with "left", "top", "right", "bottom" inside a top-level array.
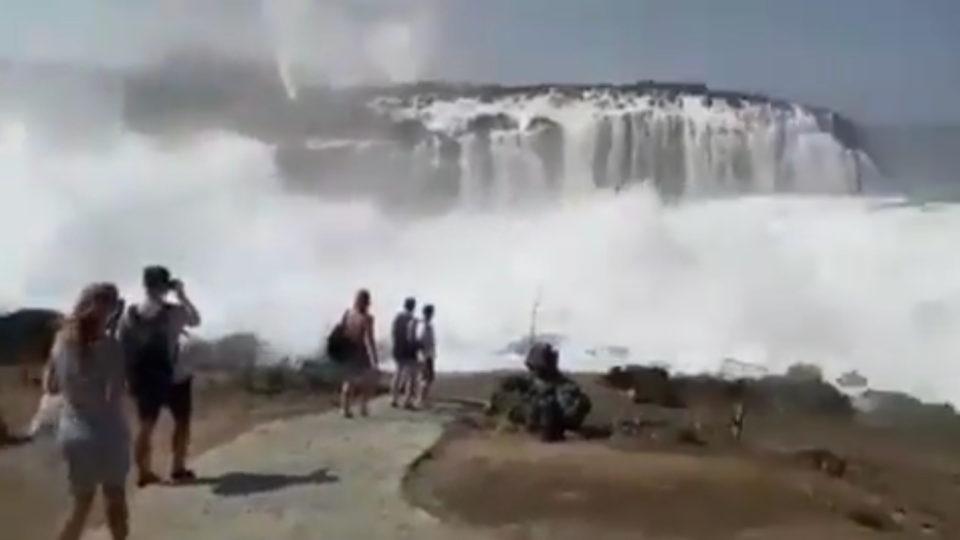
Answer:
[{"left": 171, "top": 469, "right": 196, "bottom": 483}]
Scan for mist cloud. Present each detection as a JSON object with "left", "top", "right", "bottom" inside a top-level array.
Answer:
[{"left": 1, "top": 0, "right": 441, "bottom": 86}]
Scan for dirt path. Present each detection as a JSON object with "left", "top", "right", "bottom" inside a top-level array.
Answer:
[
  {"left": 0, "top": 376, "right": 336, "bottom": 540},
  {"left": 90, "top": 399, "right": 474, "bottom": 540}
]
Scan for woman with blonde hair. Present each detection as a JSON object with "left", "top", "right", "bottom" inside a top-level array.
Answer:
[{"left": 44, "top": 282, "right": 130, "bottom": 540}]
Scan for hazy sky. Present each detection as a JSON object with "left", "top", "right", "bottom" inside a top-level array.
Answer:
[{"left": 2, "top": 0, "right": 958, "bottom": 123}]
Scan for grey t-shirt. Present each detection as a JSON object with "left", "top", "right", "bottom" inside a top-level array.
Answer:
[
  {"left": 391, "top": 311, "right": 418, "bottom": 360},
  {"left": 51, "top": 335, "right": 128, "bottom": 436}
]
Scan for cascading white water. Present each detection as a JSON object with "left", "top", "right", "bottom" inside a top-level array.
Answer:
[
  {"left": 2, "top": 116, "right": 960, "bottom": 405},
  {"left": 373, "top": 91, "right": 866, "bottom": 204}
]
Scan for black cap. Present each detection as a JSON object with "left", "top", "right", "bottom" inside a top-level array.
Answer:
[{"left": 143, "top": 265, "right": 174, "bottom": 290}]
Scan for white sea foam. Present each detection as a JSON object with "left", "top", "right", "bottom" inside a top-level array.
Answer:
[{"left": 1, "top": 121, "right": 958, "bottom": 404}]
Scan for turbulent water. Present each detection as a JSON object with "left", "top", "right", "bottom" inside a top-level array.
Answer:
[
  {"left": 0, "top": 71, "right": 958, "bottom": 404},
  {"left": 379, "top": 89, "right": 866, "bottom": 199},
  {"left": 274, "top": 84, "right": 870, "bottom": 208}
]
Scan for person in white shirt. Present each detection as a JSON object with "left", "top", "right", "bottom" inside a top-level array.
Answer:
[{"left": 416, "top": 304, "right": 436, "bottom": 407}]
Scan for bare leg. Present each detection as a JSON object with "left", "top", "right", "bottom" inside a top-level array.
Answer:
[
  {"left": 103, "top": 485, "right": 129, "bottom": 540},
  {"left": 134, "top": 418, "right": 160, "bottom": 485},
  {"left": 170, "top": 382, "right": 194, "bottom": 477},
  {"left": 359, "top": 371, "right": 375, "bottom": 417},
  {"left": 403, "top": 364, "right": 419, "bottom": 407},
  {"left": 171, "top": 418, "right": 190, "bottom": 474},
  {"left": 340, "top": 381, "right": 354, "bottom": 417},
  {"left": 418, "top": 374, "right": 433, "bottom": 407},
  {"left": 417, "top": 359, "right": 434, "bottom": 407},
  {"left": 390, "top": 365, "right": 403, "bottom": 407},
  {"left": 57, "top": 491, "right": 95, "bottom": 540}
]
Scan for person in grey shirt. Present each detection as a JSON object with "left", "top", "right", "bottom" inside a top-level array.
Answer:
[
  {"left": 44, "top": 282, "right": 129, "bottom": 540},
  {"left": 390, "top": 297, "right": 419, "bottom": 409}
]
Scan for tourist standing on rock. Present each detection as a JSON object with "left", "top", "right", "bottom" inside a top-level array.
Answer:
[
  {"left": 340, "top": 288, "right": 379, "bottom": 417},
  {"left": 390, "top": 297, "right": 420, "bottom": 409},
  {"left": 45, "top": 283, "right": 130, "bottom": 540},
  {"left": 119, "top": 266, "right": 201, "bottom": 487},
  {"left": 416, "top": 304, "right": 437, "bottom": 407}
]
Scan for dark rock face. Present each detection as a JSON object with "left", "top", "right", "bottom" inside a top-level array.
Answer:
[
  {"left": 527, "top": 117, "right": 564, "bottom": 189},
  {"left": 599, "top": 363, "right": 853, "bottom": 418},
  {"left": 600, "top": 365, "right": 683, "bottom": 407},
  {"left": 467, "top": 113, "right": 518, "bottom": 132},
  {"left": 750, "top": 376, "right": 853, "bottom": 417},
  {"left": 857, "top": 390, "right": 958, "bottom": 426},
  {"left": 0, "top": 309, "right": 62, "bottom": 367}
]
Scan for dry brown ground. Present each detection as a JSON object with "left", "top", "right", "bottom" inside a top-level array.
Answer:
[
  {"left": 4, "top": 369, "right": 960, "bottom": 540},
  {"left": 403, "top": 374, "right": 960, "bottom": 540},
  {"left": 0, "top": 367, "right": 337, "bottom": 540}
]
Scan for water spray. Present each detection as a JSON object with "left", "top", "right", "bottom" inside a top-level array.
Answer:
[{"left": 527, "top": 286, "right": 543, "bottom": 353}]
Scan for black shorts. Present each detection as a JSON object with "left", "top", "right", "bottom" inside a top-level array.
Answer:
[{"left": 132, "top": 378, "right": 193, "bottom": 424}]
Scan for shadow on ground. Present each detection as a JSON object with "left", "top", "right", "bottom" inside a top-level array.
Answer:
[
  {"left": 0, "top": 433, "right": 33, "bottom": 449},
  {"left": 177, "top": 468, "right": 339, "bottom": 497}
]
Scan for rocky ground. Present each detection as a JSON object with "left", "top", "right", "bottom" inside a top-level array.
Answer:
[
  {"left": 405, "top": 373, "right": 960, "bottom": 540},
  {"left": 3, "top": 363, "right": 960, "bottom": 539}
]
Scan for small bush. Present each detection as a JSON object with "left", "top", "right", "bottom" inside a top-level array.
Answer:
[{"left": 785, "top": 363, "right": 824, "bottom": 382}]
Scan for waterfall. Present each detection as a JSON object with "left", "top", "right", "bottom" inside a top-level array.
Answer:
[{"left": 277, "top": 85, "right": 869, "bottom": 208}]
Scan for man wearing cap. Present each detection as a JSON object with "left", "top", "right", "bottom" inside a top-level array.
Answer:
[{"left": 119, "top": 266, "right": 201, "bottom": 486}]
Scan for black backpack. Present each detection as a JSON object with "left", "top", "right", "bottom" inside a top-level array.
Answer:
[
  {"left": 325, "top": 312, "right": 351, "bottom": 363},
  {"left": 391, "top": 313, "right": 419, "bottom": 359},
  {"left": 123, "top": 304, "right": 175, "bottom": 389}
]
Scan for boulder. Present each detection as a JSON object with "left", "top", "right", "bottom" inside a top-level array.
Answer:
[
  {"left": 598, "top": 364, "right": 682, "bottom": 407},
  {"left": 487, "top": 343, "right": 591, "bottom": 442},
  {"left": 0, "top": 308, "right": 62, "bottom": 367},
  {"left": 856, "top": 390, "right": 958, "bottom": 426}
]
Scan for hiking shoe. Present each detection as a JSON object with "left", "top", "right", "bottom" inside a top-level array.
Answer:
[
  {"left": 171, "top": 469, "right": 196, "bottom": 483},
  {"left": 137, "top": 472, "right": 162, "bottom": 488}
]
